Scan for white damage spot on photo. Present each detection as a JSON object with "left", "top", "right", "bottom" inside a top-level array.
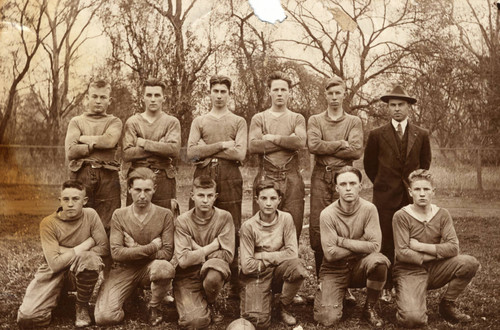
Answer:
[{"left": 248, "top": 0, "right": 286, "bottom": 24}]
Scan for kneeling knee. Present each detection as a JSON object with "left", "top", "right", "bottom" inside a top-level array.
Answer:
[
  {"left": 94, "top": 309, "right": 124, "bottom": 326},
  {"left": 397, "top": 310, "right": 427, "bottom": 328},
  {"left": 17, "top": 312, "right": 51, "bottom": 329},
  {"left": 314, "top": 308, "right": 342, "bottom": 326}
]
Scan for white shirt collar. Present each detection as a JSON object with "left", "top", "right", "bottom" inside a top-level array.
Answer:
[{"left": 392, "top": 118, "right": 408, "bottom": 134}]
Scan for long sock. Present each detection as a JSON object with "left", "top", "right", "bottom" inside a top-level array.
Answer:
[
  {"left": 281, "top": 280, "right": 304, "bottom": 305},
  {"left": 366, "top": 264, "right": 387, "bottom": 304},
  {"left": 443, "top": 277, "right": 473, "bottom": 301},
  {"left": 76, "top": 270, "right": 99, "bottom": 306},
  {"left": 150, "top": 279, "right": 169, "bottom": 308}
]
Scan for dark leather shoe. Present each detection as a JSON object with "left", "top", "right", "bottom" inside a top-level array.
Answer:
[
  {"left": 344, "top": 288, "right": 357, "bottom": 307},
  {"left": 279, "top": 302, "right": 297, "bottom": 326},
  {"left": 75, "top": 304, "right": 92, "bottom": 328},
  {"left": 149, "top": 306, "right": 163, "bottom": 326},
  {"left": 439, "top": 299, "right": 472, "bottom": 323},
  {"left": 363, "top": 302, "right": 384, "bottom": 328},
  {"left": 209, "top": 303, "right": 224, "bottom": 324}
]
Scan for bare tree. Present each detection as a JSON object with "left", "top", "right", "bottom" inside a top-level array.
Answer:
[
  {"left": 29, "top": 0, "right": 104, "bottom": 145},
  {"left": 0, "top": 0, "right": 48, "bottom": 143},
  {"left": 277, "top": 0, "right": 425, "bottom": 114}
]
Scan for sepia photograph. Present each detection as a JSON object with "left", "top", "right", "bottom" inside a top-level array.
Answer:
[{"left": 1, "top": 0, "right": 499, "bottom": 329}]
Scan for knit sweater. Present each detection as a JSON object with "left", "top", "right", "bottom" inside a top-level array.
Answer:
[
  {"left": 174, "top": 207, "right": 235, "bottom": 268},
  {"left": 186, "top": 111, "right": 247, "bottom": 163},
  {"left": 240, "top": 210, "right": 298, "bottom": 275},
  {"left": 249, "top": 109, "right": 306, "bottom": 166},
  {"left": 65, "top": 113, "right": 122, "bottom": 171},
  {"left": 320, "top": 197, "right": 382, "bottom": 262},
  {"left": 122, "top": 112, "right": 181, "bottom": 169},
  {"left": 109, "top": 204, "right": 174, "bottom": 264},
  {"left": 40, "top": 207, "right": 109, "bottom": 273},
  {"left": 307, "top": 112, "right": 363, "bottom": 167},
  {"left": 393, "top": 206, "right": 459, "bottom": 266}
]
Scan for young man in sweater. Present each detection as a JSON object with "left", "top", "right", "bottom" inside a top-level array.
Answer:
[
  {"left": 393, "top": 169, "right": 480, "bottom": 328},
  {"left": 248, "top": 71, "right": 307, "bottom": 240},
  {"left": 314, "top": 166, "right": 390, "bottom": 328},
  {"left": 307, "top": 76, "right": 363, "bottom": 282},
  {"left": 239, "top": 180, "right": 308, "bottom": 329},
  {"left": 17, "top": 180, "right": 109, "bottom": 328},
  {"left": 123, "top": 78, "right": 181, "bottom": 213},
  {"left": 94, "top": 168, "right": 175, "bottom": 326},
  {"left": 65, "top": 80, "right": 122, "bottom": 233},
  {"left": 173, "top": 176, "right": 235, "bottom": 328},
  {"left": 187, "top": 75, "right": 246, "bottom": 298}
]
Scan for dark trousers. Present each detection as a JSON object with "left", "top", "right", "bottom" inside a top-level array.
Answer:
[
  {"left": 309, "top": 165, "right": 339, "bottom": 277},
  {"left": 70, "top": 165, "right": 121, "bottom": 233}
]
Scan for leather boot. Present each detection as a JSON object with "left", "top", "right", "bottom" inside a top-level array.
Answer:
[
  {"left": 439, "top": 299, "right": 472, "bottom": 323},
  {"left": 279, "top": 302, "right": 297, "bottom": 326},
  {"left": 209, "top": 302, "right": 224, "bottom": 324},
  {"left": 75, "top": 304, "right": 91, "bottom": 328},
  {"left": 149, "top": 306, "right": 163, "bottom": 326},
  {"left": 363, "top": 302, "right": 383, "bottom": 328}
]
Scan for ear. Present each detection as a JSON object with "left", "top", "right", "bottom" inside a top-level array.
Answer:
[
  {"left": 335, "top": 184, "right": 340, "bottom": 194},
  {"left": 214, "top": 192, "right": 219, "bottom": 200},
  {"left": 83, "top": 196, "right": 89, "bottom": 206},
  {"left": 190, "top": 191, "right": 194, "bottom": 201}
]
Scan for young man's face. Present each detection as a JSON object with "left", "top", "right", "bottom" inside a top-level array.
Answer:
[
  {"left": 191, "top": 187, "right": 217, "bottom": 214},
  {"left": 325, "top": 85, "right": 346, "bottom": 110},
  {"left": 129, "top": 179, "right": 156, "bottom": 209},
  {"left": 59, "top": 187, "right": 88, "bottom": 220},
  {"left": 87, "top": 86, "right": 111, "bottom": 115},
  {"left": 269, "top": 79, "right": 290, "bottom": 107},
  {"left": 143, "top": 86, "right": 165, "bottom": 113},
  {"left": 335, "top": 172, "right": 362, "bottom": 203},
  {"left": 210, "top": 83, "right": 229, "bottom": 109},
  {"left": 256, "top": 187, "right": 281, "bottom": 217},
  {"left": 388, "top": 99, "right": 409, "bottom": 122},
  {"left": 409, "top": 179, "right": 435, "bottom": 208}
]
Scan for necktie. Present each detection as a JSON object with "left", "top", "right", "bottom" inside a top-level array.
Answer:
[{"left": 397, "top": 123, "right": 403, "bottom": 140}]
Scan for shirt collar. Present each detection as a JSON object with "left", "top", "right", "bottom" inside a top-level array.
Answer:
[{"left": 392, "top": 118, "right": 408, "bottom": 133}]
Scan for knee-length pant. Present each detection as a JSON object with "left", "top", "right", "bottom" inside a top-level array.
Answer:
[
  {"left": 94, "top": 259, "right": 175, "bottom": 325},
  {"left": 394, "top": 255, "right": 480, "bottom": 328},
  {"left": 17, "top": 251, "right": 103, "bottom": 328},
  {"left": 314, "top": 253, "right": 390, "bottom": 326},
  {"left": 240, "top": 258, "right": 307, "bottom": 329}
]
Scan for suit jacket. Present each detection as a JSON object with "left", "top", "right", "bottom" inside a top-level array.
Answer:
[{"left": 364, "top": 122, "right": 431, "bottom": 210}]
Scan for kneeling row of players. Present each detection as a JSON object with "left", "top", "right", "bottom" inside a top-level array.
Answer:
[{"left": 17, "top": 167, "right": 479, "bottom": 329}]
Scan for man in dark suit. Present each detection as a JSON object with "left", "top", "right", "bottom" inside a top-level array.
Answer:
[{"left": 363, "top": 85, "right": 431, "bottom": 301}]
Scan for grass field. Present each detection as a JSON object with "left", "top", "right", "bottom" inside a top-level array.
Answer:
[{"left": 1, "top": 185, "right": 499, "bottom": 329}]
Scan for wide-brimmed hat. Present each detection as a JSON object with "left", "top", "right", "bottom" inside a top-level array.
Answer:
[{"left": 380, "top": 85, "right": 417, "bottom": 104}]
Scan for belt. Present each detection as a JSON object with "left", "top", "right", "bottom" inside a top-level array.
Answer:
[
  {"left": 209, "top": 158, "right": 240, "bottom": 167},
  {"left": 315, "top": 163, "right": 343, "bottom": 172}
]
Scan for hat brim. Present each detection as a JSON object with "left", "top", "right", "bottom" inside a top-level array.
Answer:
[{"left": 380, "top": 94, "right": 417, "bottom": 104}]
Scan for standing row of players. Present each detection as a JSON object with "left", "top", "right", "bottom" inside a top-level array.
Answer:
[{"left": 17, "top": 72, "right": 479, "bottom": 329}]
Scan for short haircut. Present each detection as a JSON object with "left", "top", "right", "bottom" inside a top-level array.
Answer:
[
  {"left": 61, "top": 179, "right": 86, "bottom": 194},
  {"left": 408, "top": 169, "right": 434, "bottom": 187},
  {"left": 192, "top": 175, "right": 216, "bottom": 191},
  {"left": 88, "top": 79, "right": 111, "bottom": 93},
  {"left": 325, "top": 76, "right": 346, "bottom": 90},
  {"left": 127, "top": 167, "right": 156, "bottom": 188},
  {"left": 143, "top": 78, "right": 166, "bottom": 93},
  {"left": 209, "top": 75, "right": 232, "bottom": 91},
  {"left": 255, "top": 179, "right": 283, "bottom": 198},
  {"left": 334, "top": 166, "right": 363, "bottom": 184},
  {"left": 267, "top": 71, "right": 292, "bottom": 89}
]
